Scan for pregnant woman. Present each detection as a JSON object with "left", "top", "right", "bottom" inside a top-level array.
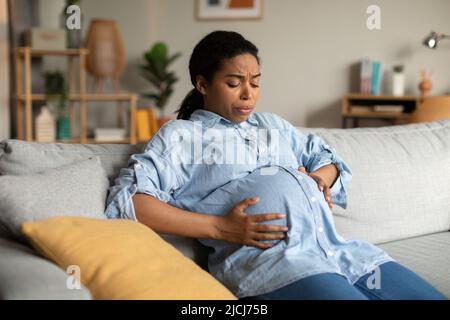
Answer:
[{"left": 105, "top": 31, "right": 446, "bottom": 300}]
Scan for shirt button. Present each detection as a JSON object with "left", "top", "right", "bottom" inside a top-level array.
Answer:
[
  {"left": 318, "top": 227, "right": 324, "bottom": 233},
  {"left": 311, "top": 197, "right": 316, "bottom": 202},
  {"left": 259, "top": 147, "right": 266, "bottom": 153},
  {"left": 327, "top": 250, "right": 335, "bottom": 256},
  {"left": 135, "top": 164, "right": 142, "bottom": 169}
]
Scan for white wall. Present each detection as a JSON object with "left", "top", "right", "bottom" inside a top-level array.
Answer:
[
  {"left": 65, "top": 0, "right": 450, "bottom": 128},
  {"left": 0, "top": 0, "right": 9, "bottom": 140}
]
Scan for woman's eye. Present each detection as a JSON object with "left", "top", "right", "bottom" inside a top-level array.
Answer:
[
  {"left": 251, "top": 83, "right": 260, "bottom": 88},
  {"left": 228, "top": 83, "right": 239, "bottom": 88}
]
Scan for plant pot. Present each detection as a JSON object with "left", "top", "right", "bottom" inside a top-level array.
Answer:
[{"left": 158, "top": 116, "right": 172, "bottom": 128}]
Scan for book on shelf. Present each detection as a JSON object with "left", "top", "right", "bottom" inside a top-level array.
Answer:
[
  {"left": 359, "top": 58, "right": 383, "bottom": 95},
  {"left": 136, "top": 107, "right": 160, "bottom": 142},
  {"left": 136, "top": 109, "right": 151, "bottom": 142},
  {"left": 360, "top": 58, "right": 372, "bottom": 94},
  {"left": 373, "top": 105, "right": 404, "bottom": 112},
  {"left": 350, "top": 105, "right": 374, "bottom": 113},
  {"left": 370, "top": 61, "right": 382, "bottom": 95},
  {"left": 148, "top": 107, "right": 159, "bottom": 136}
]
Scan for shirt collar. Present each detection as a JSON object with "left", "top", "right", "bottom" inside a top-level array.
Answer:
[{"left": 189, "top": 108, "right": 259, "bottom": 128}]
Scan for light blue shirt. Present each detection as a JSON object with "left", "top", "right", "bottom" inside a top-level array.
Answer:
[{"left": 105, "top": 109, "right": 394, "bottom": 298}]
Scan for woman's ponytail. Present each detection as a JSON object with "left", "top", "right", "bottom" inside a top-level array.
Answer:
[{"left": 176, "top": 88, "right": 204, "bottom": 120}]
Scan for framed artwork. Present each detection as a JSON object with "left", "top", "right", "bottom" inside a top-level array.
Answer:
[{"left": 196, "top": 0, "right": 263, "bottom": 20}]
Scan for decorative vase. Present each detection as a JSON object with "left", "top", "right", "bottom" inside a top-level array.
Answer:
[
  {"left": 392, "top": 72, "right": 405, "bottom": 96},
  {"left": 419, "top": 69, "right": 433, "bottom": 97},
  {"left": 56, "top": 102, "right": 71, "bottom": 141},
  {"left": 158, "top": 116, "right": 172, "bottom": 128},
  {"left": 57, "top": 115, "right": 71, "bottom": 141},
  {"left": 419, "top": 79, "right": 432, "bottom": 97},
  {"left": 35, "top": 106, "right": 56, "bottom": 143},
  {"left": 84, "top": 19, "right": 126, "bottom": 79}
]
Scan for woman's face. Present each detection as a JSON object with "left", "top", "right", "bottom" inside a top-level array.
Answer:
[{"left": 197, "top": 53, "right": 261, "bottom": 124}]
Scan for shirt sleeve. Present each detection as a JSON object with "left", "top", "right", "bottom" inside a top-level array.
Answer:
[
  {"left": 276, "top": 114, "right": 353, "bottom": 209},
  {"left": 104, "top": 146, "right": 181, "bottom": 221}
]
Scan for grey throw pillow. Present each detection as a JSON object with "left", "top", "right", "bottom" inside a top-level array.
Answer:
[{"left": 0, "top": 157, "right": 109, "bottom": 242}]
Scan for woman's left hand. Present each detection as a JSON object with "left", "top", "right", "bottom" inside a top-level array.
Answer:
[{"left": 298, "top": 166, "right": 334, "bottom": 210}]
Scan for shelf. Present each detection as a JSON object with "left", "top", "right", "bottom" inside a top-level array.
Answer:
[
  {"left": 55, "top": 138, "right": 132, "bottom": 144},
  {"left": 15, "top": 47, "right": 88, "bottom": 56},
  {"left": 342, "top": 93, "right": 419, "bottom": 128},
  {"left": 14, "top": 46, "right": 137, "bottom": 144},
  {"left": 17, "top": 93, "right": 138, "bottom": 102},
  {"left": 342, "top": 111, "right": 411, "bottom": 119},
  {"left": 345, "top": 93, "right": 419, "bottom": 101}
]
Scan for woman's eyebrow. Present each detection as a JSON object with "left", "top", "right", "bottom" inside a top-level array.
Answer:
[{"left": 224, "top": 73, "right": 262, "bottom": 79}]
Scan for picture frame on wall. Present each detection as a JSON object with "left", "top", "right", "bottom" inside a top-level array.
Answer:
[{"left": 196, "top": 0, "right": 263, "bottom": 20}]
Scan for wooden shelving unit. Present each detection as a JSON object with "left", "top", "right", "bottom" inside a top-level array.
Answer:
[
  {"left": 341, "top": 93, "right": 420, "bottom": 128},
  {"left": 14, "top": 47, "right": 137, "bottom": 144}
]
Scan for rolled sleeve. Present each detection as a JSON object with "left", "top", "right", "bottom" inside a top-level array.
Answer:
[
  {"left": 104, "top": 148, "right": 181, "bottom": 221},
  {"left": 298, "top": 132, "right": 353, "bottom": 209},
  {"left": 275, "top": 113, "right": 353, "bottom": 210}
]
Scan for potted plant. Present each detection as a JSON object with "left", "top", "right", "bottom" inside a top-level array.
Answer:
[
  {"left": 140, "top": 42, "right": 181, "bottom": 126},
  {"left": 44, "top": 71, "right": 71, "bottom": 140}
]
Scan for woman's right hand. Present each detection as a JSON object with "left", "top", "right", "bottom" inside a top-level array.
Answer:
[{"left": 214, "top": 197, "right": 288, "bottom": 249}]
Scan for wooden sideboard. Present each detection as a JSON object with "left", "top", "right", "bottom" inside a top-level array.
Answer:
[{"left": 342, "top": 94, "right": 450, "bottom": 128}]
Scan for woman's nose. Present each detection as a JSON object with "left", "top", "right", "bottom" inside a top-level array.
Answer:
[{"left": 240, "top": 84, "right": 252, "bottom": 100}]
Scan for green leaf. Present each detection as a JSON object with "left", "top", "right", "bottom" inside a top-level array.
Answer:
[
  {"left": 166, "top": 52, "right": 182, "bottom": 67},
  {"left": 142, "top": 93, "right": 160, "bottom": 101},
  {"left": 150, "top": 42, "right": 168, "bottom": 62}
]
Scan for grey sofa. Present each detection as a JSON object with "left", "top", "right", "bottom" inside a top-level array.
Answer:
[{"left": 0, "top": 119, "right": 449, "bottom": 299}]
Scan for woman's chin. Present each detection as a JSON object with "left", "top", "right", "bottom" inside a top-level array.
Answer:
[{"left": 230, "top": 113, "right": 251, "bottom": 123}]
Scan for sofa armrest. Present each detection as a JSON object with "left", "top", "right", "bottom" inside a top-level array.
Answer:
[{"left": 0, "top": 237, "right": 92, "bottom": 300}]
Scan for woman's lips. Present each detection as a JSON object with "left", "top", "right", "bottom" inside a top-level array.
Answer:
[{"left": 234, "top": 106, "right": 254, "bottom": 115}]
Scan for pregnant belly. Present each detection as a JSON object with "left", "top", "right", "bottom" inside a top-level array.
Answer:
[{"left": 192, "top": 166, "right": 320, "bottom": 243}]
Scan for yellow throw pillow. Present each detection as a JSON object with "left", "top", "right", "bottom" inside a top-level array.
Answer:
[{"left": 21, "top": 216, "right": 236, "bottom": 300}]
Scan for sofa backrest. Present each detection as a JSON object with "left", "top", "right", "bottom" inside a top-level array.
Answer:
[
  {"left": 0, "top": 139, "right": 208, "bottom": 268},
  {"left": 0, "top": 140, "right": 141, "bottom": 185},
  {"left": 300, "top": 119, "right": 450, "bottom": 244},
  {"left": 1, "top": 119, "right": 449, "bottom": 264}
]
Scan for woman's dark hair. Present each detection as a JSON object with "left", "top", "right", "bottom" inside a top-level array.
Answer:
[{"left": 176, "top": 31, "right": 260, "bottom": 120}]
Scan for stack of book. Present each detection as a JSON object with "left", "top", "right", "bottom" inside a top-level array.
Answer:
[
  {"left": 94, "top": 128, "right": 127, "bottom": 142},
  {"left": 350, "top": 105, "right": 405, "bottom": 114},
  {"left": 360, "top": 58, "right": 383, "bottom": 95},
  {"left": 373, "top": 105, "right": 404, "bottom": 113}
]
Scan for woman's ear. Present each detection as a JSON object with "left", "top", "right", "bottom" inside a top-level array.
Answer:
[{"left": 195, "top": 75, "right": 208, "bottom": 95}]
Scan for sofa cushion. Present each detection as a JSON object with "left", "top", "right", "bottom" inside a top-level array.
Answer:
[
  {"left": 0, "top": 139, "right": 142, "bottom": 184},
  {"left": 21, "top": 216, "right": 236, "bottom": 300},
  {"left": 379, "top": 232, "right": 450, "bottom": 299},
  {"left": 0, "top": 157, "right": 108, "bottom": 242},
  {"left": 0, "top": 139, "right": 206, "bottom": 265},
  {"left": 300, "top": 119, "right": 450, "bottom": 244},
  {"left": 0, "top": 237, "right": 92, "bottom": 300}
]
